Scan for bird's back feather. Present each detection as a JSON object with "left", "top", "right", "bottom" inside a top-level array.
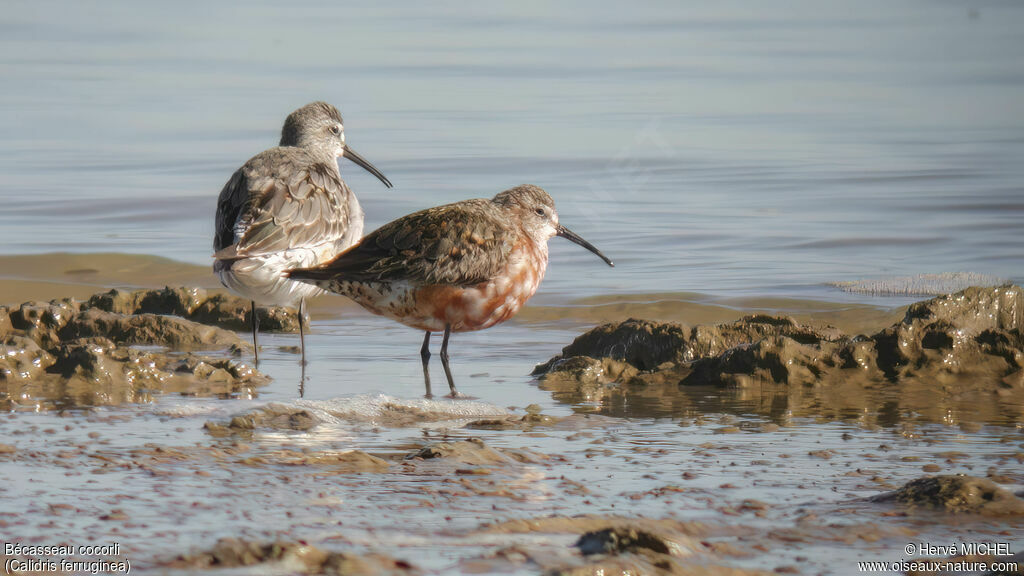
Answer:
[{"left": 289, "top": 199, "right": 516, "bottom": 287}]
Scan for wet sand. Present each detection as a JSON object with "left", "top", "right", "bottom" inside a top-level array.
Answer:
[
  {"left": 1, "top": 253, "right": 1022, "bottom": 575},
  {"left": 0, "top": 253, "right": 904, "bottom": 334}
]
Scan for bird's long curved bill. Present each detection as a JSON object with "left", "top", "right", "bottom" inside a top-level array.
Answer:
[
  {"left": 343, "top": 145, "right": 393, "bottom": 188},
  {"left": 556, "top": 224, "right": 614, "bottom": 267}
]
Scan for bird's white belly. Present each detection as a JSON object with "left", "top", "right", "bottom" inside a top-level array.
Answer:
[{"left": 216, "top": 244, "right": 337, "bottom": 307}]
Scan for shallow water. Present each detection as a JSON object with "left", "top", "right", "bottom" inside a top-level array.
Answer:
[
  {"left": 1, "top": 0, "right": 1023, "bottom": 300},
  {"left": 2, "top": 1, "right": 1024, "bottom": 573}
]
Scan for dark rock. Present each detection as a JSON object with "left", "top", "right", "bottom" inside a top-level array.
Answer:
[
  {"left": 536, "top": 315, "right": 843, "bottom": 384},
  {"left": 0, "top": 334, "right": 56, "bottom": 382},
  {"left": 185, "top": 538, "right": 324, "bottom": 568},
  {"left": 205, "top": 404, "right": 319, "bottom": 436},
  {"left": 60, "top": 309, "right": 244, "bottom": 349},
  {"left": 411, "top": 438, "right": 509, "bottom": 465},
  {"left": 86, "top": 288, "right": 143, "bottom": 315},
  {"left": 189, "top": 292, "right": 298, "bottom": 332},
  {"left": 87, "top": 286, "right": 206, "bottom": 317},
  {"left": 872, "top": 285, "right": 1024, "bottom": 381},
  {"left": 465, "top": 412, "right": 557, "bottom": 430},
  {"left": 478, "top": 516, "right": 707, "bottom": 576},
  {"left": 410, "top": 438, "right": 545, "bottom": 466},
  {"left": 0, "top": 288, "right": 270, "bottom": 411},
  {"left": 543, "top": 356, "right": 640, "bottom": 385},
  {"left": 539, "top": 286, "right": 1023, "bottom": 391},
  {"left": 167, "top": 538, "right": 418, "bottom": 575},
  {"left": 536, "top": 315, "right": 844, "bottom": 376},
  {"left": 241, "top": 449, "right": 390, "bottom": 472},
  {"left": 170, "top": 355, "right": 259, "bottom": 383},
  {"left": 683, "top": 335, "right": 845, "bottom": 387},
  {"left": 89, "top": 286, "right": 206, "bottom": 317},
  {"left": 534, "top": 319, "right": 690, "bottom": 373},
  {"left": 49, "top": 337, "right": 122, "bottom": 381},
  {"left": 576, "top": 527, "right": 675, "bottom": 556},
  {"left": 535, "top": 286, "right": 1024, "bottom": 424},
  {"left": 902, "top": 285, "right": 1022, "bottom": 333},
  {"left": 0, "top": 306, "right": 13, "bottom": 338},
  {"left": 137, "top": 286, "right": 208, "bottom": 316},
  {"left": 871, "top": 475, "right": 1024, "bottom": 516},
  {"left": 9, "top": 300, "right": 80, "bottom": 331},
  {"left": 9, "top": 300, "right": 79, "bottom": 348},
  {"left": 87, "top": 287, "right": 298, "bottom": 333}
]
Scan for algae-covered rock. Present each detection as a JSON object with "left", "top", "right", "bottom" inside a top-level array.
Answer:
[
  {"left": 49, "top": 337, "right": 123, "bottom": 382},
  {"left": 537, "top": 286, "right": 1024, "bottom": 425},
  {"left": 88, "top": 287, "right": 298, "bottom": 333},
  {"left": 60, "top": 309, "right": 244, "bottom": 349},
  {"left": 576, "top": 526, "right": 689, "bottom": 557},
  {"left": 89, "top": 286, "right": 207, "bottom": 318},
  {"left": 87, "top": 288, "right": 147, "bottom": 315},
  {"left": 9, "top": 300, "right": 80, "bottom": 348},
  {"left": 0, "top": 306, "right": 12, "bottom": 338},
  {"left": 903, "top": 285, "right": 1022, "bottom": 333},
  {"left": 873, "top": 285, "right": 1023, "bottom": 382},
  {"left": 166, "top": 537, "right": 418, "bottom": 575},
  {"left": 0, "top": 287, "right": 270, "bottom": 410},
  {"left": 475, "top": 515, "right": 720, "bottom": 576},
  {"left": 683, "top": 335, "right": 848, "bottom": 388},
  {"left": 0, "top": 334, "right": 56, "bottom": 382},
  {"left": 871, "top": 475, "right": 1024, "bottom": 516},
  {"left": 411, "top": 438, "right": 512, "bottom": 466},
  {"left": 465, "top": 411, "right": 558, "bottom": 430},
  {"left": 204, "top": 403, "right": 319, "bottom": 436},
  {"left": 189, "top": 292, "right": 298, "bottom": 332},
  {"left": 534, "top": 319, "right": 690, "bottom": 372},
  {"left": 539, "top": 286, "right": 1023, "bottom": 391},
  {"left": 410, "top": 438, "right": 546, "bottom": 466},
  {"left": 536, "top": 316, "right": 845, "bottom": 377},
  {"left": 240, "top": 449, "right": 390, "bottom": 472}
]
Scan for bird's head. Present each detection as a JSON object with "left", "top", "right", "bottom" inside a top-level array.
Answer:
[
  {"left": 493, "top": 184, "right": 613, "bottom": 267},
  {"left": 280, "top": 101, "right": 392, "bottom": 188}
]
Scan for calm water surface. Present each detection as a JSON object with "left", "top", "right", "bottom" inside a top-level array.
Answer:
[{"left": 1, "top": 0, "right": 1022, "bottom": 301}]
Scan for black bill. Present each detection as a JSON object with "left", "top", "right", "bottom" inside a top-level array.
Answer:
[
  {"left": 556, "top": 224, "right": 614, "bottom": 267},
  {"left": 343, "top": 145, "right": 393, "bottom": 188}
]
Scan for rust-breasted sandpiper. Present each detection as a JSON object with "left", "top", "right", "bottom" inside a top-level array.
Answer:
[
  {"left": 287, "top": 184, "right": 613, "bottom": 396},
  {"left": 213, "top": 101, "right": 392, "bottom": 367}
]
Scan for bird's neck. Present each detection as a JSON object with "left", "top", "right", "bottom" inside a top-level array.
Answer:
[{"left": 304, "top": 147, "right": 343, "bottom": 174}]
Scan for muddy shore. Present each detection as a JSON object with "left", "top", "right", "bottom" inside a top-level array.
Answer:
[{"left": 1, "top": 254, "right": 1022, "bottom": 575}]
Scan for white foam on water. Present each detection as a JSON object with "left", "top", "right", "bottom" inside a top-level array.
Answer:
[
  {"left": 150, "top": 398, "right": 265, "bottom": 418},
  {"left": 294, "top": 393, "right": 510, "bottom": 426},
  {"left": 829, "top": 272, "right": 1010, "bottom": 296},
  {"left": 149, "top": 394, "right": 510, "bottom": 448}
]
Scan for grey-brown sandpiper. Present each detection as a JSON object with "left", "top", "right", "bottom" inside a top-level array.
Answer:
[{"left": 213, "top": 101, "right": 392, "bottom": 367}]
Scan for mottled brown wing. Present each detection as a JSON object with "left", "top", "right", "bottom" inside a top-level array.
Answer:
[
  {"left": 214, "top": 161, "right": 351, "bottom": 259},
  {"left": 292, "top": 200, "right": 514, "bottom": 287}
]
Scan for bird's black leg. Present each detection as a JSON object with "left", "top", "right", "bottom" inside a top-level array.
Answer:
[
  {"left": 439, "top": 325, "right": 457, "bottom": 397},
  {"left": 420, "top": 331, "right": 432, "bottom": 398},
  {"left": 250, "top": 300, "right": 260, "bottom": 367},
  {"left": 298, "top": 298, "right": 307, "bottom": 366},
  {"left": 298, "top": 298, "right": 307, "bottom": 398}
]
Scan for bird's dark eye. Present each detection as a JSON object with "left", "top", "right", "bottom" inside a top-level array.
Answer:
[
  {"left": 329, "top": 125, "right": 341, "bottom": 135},
  {"left": 535, "top": 208, "right": 545, "bottom": 217}
]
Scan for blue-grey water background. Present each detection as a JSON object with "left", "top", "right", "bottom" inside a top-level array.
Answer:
[{"left": 2, "top": 0, "right": 1022, "bottom": 303}]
